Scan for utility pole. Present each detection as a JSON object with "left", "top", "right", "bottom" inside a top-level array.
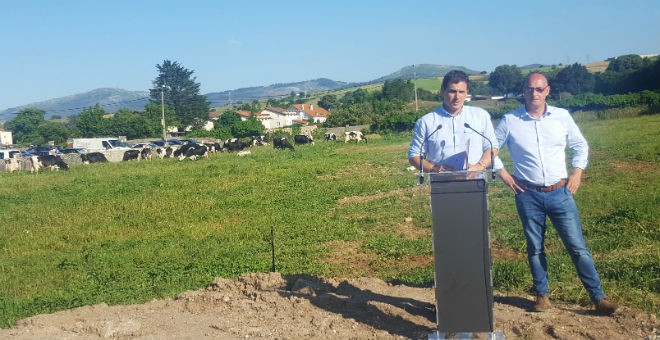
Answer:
[
  {"left": 413, "top": 64, "right": 419, "bottom": 111},
  {"left": 161, "top": 85, "right": 167, "bottom": 143}
]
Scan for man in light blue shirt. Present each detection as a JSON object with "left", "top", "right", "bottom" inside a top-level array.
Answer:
[
  {"left": 495, "top": 72, "right": 618, "bottom": 315},
  {"left": 408, "top": 70, "right": 496, "bottom": 173}
]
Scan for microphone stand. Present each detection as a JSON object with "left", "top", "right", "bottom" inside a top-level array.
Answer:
[{"left": 464, "top": 123, "right": 496, "bottom": 180}]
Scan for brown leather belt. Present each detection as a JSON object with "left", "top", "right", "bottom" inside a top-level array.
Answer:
[{"left": 515, "top": 178, "right": 567, "bottom": 192}]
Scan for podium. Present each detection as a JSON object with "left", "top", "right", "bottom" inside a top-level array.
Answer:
[{"left": 429, "top": 171, "right": 493, "bottom": 335}]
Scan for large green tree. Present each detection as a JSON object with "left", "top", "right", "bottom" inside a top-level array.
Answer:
[
  {"left": 73, "top": 104, "right": 111, "bottom": 137},
  {"left": 317, "top": 94, "right": 338, "bottom": 110},
  {"left": 231, "top": 118, "right": 264, "bottom": 138},
  {"left": 141, "top": 101, "right": 179, "bottom": 137},
  {"left": 489, "top": 65, "right": 524, "bottom": 97},
  {"left": 606, "top": 54, "right": 644, "bottom": 73},
  {"left": 4, "top": 107, "right": 47, "bottom": 144},
  {"left": 150, "top": 60, "right": 210, "bottom": 131},
  {"left": 552, "top": 63, "right": 595, "bottom": 95},
  {"left": 381, "top": 79, "right": 414, "bottom": 102},
  {"left": 217, "top": 110, "right": 242, "bottom": 126},
  {"left": 36, "top": 121, "right": 70, "bottom": 146},
  {"left": 109, "top": 109, "right": 152, "bottom": 139}
]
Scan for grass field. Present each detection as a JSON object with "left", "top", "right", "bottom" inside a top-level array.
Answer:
[{"left": 0, "top": 114, "right": 658, "bottom": 328}]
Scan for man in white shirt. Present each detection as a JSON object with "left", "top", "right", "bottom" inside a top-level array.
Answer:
[
  {"left": 495, "top": 73, "right": 618, "bottom": 315},
  {"left": 408, "top": 70, "right": 496, "bottom": 173}
]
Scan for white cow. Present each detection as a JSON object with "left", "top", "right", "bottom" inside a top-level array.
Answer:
[{"left": 344, "top": 131, "right": 367, "bottom": 143}]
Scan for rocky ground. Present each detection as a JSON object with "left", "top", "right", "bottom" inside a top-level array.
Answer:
[{"left": 1, "top": 272, "right": 658, "bottom": 339}]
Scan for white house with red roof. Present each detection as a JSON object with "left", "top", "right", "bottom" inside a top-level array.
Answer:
[
  {"left": 290, "top": 104, "right": 329, "bottom": 124},
  {"left": 256, "top": 106, "right": 302, "bottom": 129},
  {"left": 213, "top": 104, "right": 331, "bottom": 131}
]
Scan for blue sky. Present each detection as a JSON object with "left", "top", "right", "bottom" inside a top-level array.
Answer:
[{"left": 1, "top": 0, "right": 658, "bottom": 109}]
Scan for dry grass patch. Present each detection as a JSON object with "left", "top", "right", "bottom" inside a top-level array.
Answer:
[
  {"left": 396, "top": 217, "right": 430, "bottom": 239},
  {"left": 491, "top": 243, "right": 525, "bottom": 261},
  {"left": 322, "top": 239, "right": 434, "bottom": 278},
  {"left": 336, "top": 187, "right": 418, "bottom": 206},
  {"left": 610, "top": 160, "right": 656, "bottom": 173},
  {"left": 322, "top": 240, "right": 378, "bottom": 277}
]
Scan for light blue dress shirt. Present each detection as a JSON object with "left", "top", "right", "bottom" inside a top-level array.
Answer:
[
  {"left": 494, "top": 105, "right": 589, "bottom": 186},
  {"left": 408, "top": 105, "right": 497, "bottom": 171}
]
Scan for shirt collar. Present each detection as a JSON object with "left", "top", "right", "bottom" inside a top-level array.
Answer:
[
  {"left": 521, "top": 104, "right": 553, "bottom": 120},
  {"left": 436, "top": 105, "right": 462, "bottom": 118}
]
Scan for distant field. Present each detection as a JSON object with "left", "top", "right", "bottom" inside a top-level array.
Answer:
[
  {"left": 585, "top": 60, "right": 610, "bottom": 73},
  {"left": 413, "top": 78, "right": 441, "bottom": 92}
]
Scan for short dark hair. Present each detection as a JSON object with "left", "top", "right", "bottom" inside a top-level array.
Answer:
[{"left": 441, "top": 70, "right": 470, "bottom": 92}]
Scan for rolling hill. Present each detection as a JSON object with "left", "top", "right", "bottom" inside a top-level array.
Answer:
[{"left": 0, "top": 63, "right": 496, "bottom": 122}]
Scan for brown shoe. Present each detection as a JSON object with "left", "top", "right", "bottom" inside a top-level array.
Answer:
[
  {"left": 595, "top": 298, "right": 618, "bottom": 315},
  {"left": 533, "top": 295, "right": 552, "bottom": 312}
]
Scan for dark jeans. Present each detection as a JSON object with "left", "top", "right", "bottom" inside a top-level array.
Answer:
[{"left": 515, "top": 186, "right": 606, "bottom": 303}]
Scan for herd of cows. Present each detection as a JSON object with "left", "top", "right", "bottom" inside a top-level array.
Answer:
[{"left": 2, "top": 130, "right": 368, "bottom": 173}]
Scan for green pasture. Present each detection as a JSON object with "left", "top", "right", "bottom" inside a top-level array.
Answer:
[
  {"left": 413, "top": 78, "right": 442, "bottom": 92},
  {"left": 0, "top": 114, "right": 659, "bottom": 327}
]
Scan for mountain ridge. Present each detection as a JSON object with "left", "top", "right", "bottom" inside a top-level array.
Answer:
[{"left": 0, "top": 64, "right": 476, "bottom": 122}]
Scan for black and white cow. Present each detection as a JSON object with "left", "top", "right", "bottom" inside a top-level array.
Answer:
[
  {"left": 223, "top": 138, "right": 239, "bottom": 145},
  {"left": 179, "top": 144, "right": 209, "bottom": 160},
  {"left": 344, "top": 130, "right": 367, "bottom": 143},
  {"left": 251, "top": 135, "right": 269, "bottom": 146},
  {"left": 140, "top": 148, "right": 152, "bottom": 161},
  {"left": 273, "top": 137, "right": 295, "bottom": 151},
  {"left": 174, "top": 143, "right": 196, "bottom": 158},
  {"left": 294, "top": 134, "right": 314, "bottom": 145},
  {"left": 324, "top": 132, "right": 337, "bottom": 141},
  {"left": 223, "top": 140, "right": 249, "bottom": 152},
  {"left": 122, "top": 149, "right": 140, "bottom": 161},
  {"left": 30, "top": 155, "right": 69, "bottom": 172},
  {"left": 81, "top": 152, "right": 108, "bottom": 164},
  {"left": 4, "top": 158, "right": 20, "bottom": 172},
  {"left": 156, "top": 147, "right": 175, "bottom": 159},
  {"left": 204, "top": 142, "right": 223, "bottom": 154}
]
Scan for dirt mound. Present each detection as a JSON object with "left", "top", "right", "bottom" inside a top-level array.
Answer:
[{"left": 1, "top": 272, "right": 658, "bottom": 339}]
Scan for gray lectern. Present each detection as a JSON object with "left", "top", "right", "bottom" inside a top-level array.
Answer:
[{"left": 429, "top": 171, "right": 493, "bottom": 336}]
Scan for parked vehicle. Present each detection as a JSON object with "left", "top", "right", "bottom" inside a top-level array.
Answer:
[
  {"left": 25, "top": 145, "right": 60, "bottom": 156},
  {"left": 0, "top": 149, "right": 22, "bottom": 159},
  {"left": 130, "top": 142, "right": 158, "bottom": 149},
  {"left": 60, "top": 148, "right": 86, "bottom": 154},
  {"left": 72, "top": 138, "right": 130, "bottom": 152},
  {"left": 151, "top": 140, "right": 185, "bottom": 146},
  {"left": 178, "top": 138, "right": 199, "bottom": 145}
]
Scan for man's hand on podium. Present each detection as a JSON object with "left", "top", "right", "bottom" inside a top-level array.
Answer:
[{"left": 431, "top": 164, "right": 455, "bottom": 172}]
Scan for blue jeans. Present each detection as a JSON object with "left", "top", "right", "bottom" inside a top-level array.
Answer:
[{"left": 514, "top": 186, "right": 606, "bottom": 303}]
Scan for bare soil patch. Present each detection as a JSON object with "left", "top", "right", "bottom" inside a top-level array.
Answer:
[{"left": 1, "top": 272, "right": 658, "bottom": 339}]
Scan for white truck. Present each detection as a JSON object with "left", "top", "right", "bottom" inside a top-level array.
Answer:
[{"left": 72, "top": 138, "right": 131, "bottom": 153}]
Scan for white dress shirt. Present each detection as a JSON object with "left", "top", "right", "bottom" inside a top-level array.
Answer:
[{"left": 494, "top": 105, "right": 588, "bottom": 186}]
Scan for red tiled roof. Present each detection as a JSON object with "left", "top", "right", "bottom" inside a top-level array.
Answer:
[{"left": 292, "top": 104, "right": 330, "bottom": 117}]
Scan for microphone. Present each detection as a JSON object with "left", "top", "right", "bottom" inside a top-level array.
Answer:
[
  {"left": 419, "top": 124, "right": 443, "bottom": 185},
  {"left": 463, "top": 123, "right": 496, "bottom": 180}
]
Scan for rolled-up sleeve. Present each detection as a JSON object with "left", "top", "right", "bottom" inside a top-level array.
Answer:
[
  {"left": 565, "top": 115, "right": 589, "bottom": 169},
  {"left": 408, "top": 119, "right": 426, "bottom": 160}
]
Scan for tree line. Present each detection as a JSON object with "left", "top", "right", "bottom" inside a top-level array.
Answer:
[{"left": 2, "top": 55, "right": 658, "bottom": 147}]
